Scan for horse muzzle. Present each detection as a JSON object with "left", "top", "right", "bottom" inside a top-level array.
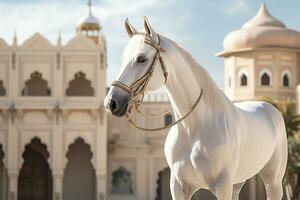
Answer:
[{"left": 104, "top": 87, "right": 130, "bottom": 117}]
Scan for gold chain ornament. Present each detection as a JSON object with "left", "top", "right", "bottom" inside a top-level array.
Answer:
[{"left": 125, "top": 89, "right": 203, "bottom": 132}]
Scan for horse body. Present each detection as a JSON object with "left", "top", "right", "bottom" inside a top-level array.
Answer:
[
  {"left": 233, "top": 101, "right": 282, "bottom": 181},
  {"left": 161, "top": 36, "right": 287, "bottom": 199},
  {"left": 105, "top": 18, "right": 288, "bottom": 199}
]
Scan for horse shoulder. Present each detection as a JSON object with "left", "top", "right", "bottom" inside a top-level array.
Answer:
[
  {"left": 164, "top": 125, "right": 189, "bottom": 166},
  {"left": 188, "top": 116, "right": 240, "bottom": 181}
]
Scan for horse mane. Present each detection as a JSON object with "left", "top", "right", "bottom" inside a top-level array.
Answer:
[{"left": 163, "top": 36, "right": 232, "bottom": 112}]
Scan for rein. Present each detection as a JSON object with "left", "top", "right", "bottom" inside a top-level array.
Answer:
[
  {"left": 111, "top": 33, "right": 203, "bottom": 132},
  {"left": 126, "top": 88, "right": 203, "bottom": 132}
]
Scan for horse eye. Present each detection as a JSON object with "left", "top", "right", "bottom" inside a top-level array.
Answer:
[{"left": 136, "top": 56, "right": 147, "bottom": 64}]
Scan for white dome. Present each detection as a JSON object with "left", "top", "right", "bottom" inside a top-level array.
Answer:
[
  {"left": 77, "top": 10, "right": 100, "bottom": 26},
  {"left": 222, "top": 4, "right": 300, "bottom": 52}
]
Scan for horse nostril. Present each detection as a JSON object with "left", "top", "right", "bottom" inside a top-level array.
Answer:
[{"left": 110, "top": 99, "right": 118, "bottom": 112}]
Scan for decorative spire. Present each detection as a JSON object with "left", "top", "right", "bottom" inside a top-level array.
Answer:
[
  {"left": 57, "top": 31, "right": 62, "bottom": 47},
  {"left": 13, "top": 30, "right": 17, "bottom": 46},
  {"left": 242, "top": 3, "right": 285, "bottom": 28},
  {"left": 88, "top": 0, "right": 92, "bottom": 13}
]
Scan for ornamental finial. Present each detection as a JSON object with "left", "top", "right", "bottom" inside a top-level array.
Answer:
[
  {"left": 13, "top": 30, "right": 17, "bottom": 46},
  {"left": 57, "top": 31, "right": 62, "bottom": 47},
  {"left": 88, "top": 0, "right": 92, "bottom": 13}
]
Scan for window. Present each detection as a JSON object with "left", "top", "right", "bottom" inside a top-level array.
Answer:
[
  {"left": 259, "top": 69, "right": 272, "bottom": 86},
  {"left": 240, "top": 74, "right": 247, "bottom": 86},
  {"left": 21, "top": 71, "right": 51, "bottom": 96},
  {"left": 283, "top": 74, "right": 290, "bottom": 87},
  {"left": 66, "top": 71, "right": 94, "bottom": 96},
  {"left": 0, "top": 80, "right": 6, "bottom": 96},
  {"left": 282, "top": 70, "right": 292, "bottom": 87},
  {"left": 164, "top": 114, "right": 172, "bottom": 126},
  {"left": 111, "top": 167, "right": 133, "bottom": 194},
  {"left": 261, "top": 73, "right": 270, "bottom": 86}
]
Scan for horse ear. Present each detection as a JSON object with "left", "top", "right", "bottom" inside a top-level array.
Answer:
[
  {"left": 125, "top": 18, "right": 137, "bottom": 38},
  {"left": 143, "top": 16, "right": 158, "bottom": 43}
]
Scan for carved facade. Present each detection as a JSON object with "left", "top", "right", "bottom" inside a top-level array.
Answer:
[{"left": 0, "top": 27, "right": 108, "bottom": 200}]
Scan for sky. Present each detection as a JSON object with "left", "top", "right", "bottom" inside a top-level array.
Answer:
[{"left": 1, "top": 0, "right": 300, "bottom": 88}]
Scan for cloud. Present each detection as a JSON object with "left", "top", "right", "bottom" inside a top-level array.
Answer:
[
  {"left": 0, "top": 0, "right": 215, "bottom": 85},
  {"left": 225, "top": 0, "right": 251, "bottom": 15}
]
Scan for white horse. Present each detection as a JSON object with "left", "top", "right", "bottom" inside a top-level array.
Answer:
[{"left": 104, "top": 17, "right": 288, "bottom": 200}]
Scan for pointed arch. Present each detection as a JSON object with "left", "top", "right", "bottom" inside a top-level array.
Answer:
[
  {"left": 281, "top": 70, "right": 292, "bottom": 87},
  {"left": 238, "top": 69, "right": 248, "bottom": 87},
  {"left": 66, "top": 71, "right": 94, "bottom": 96},
  {"left": 22, "top": 71, "right": 51, "bottom": 96},
  {"left": 240, "top": 74, "right": 248, "bottom": 86},
  {"left": 63, "top": 138, "right": 96, "bottom": 200},
  {"left": 111, "top": 166, "right": 134, "bottom": 194},
  {"left": 259, "top": 69, "right": 272, "bottom": 86},
  {"left": 0, "top": 80, "right": 6, "bottom": 96},
  {"left": 164, "top": 114, "right": 173, "bottom": 126},
  {"left": 18, "top": 138, "right": 52, "bottom": 200},
  {"left": 0, "top": 144, "right": 8, "bottom": 200}
]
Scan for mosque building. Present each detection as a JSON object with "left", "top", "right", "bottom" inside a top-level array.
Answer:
[{"left": 0, "top": 2, "right": 296, "bottom": 200}]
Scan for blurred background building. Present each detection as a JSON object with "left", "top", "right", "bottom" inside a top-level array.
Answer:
[{"left": 0, "top": 2, "right": 296, "bottom": 200}]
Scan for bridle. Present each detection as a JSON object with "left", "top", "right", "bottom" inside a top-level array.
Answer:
[
  {"left": 111, "top": 33, "right": 203, "bottom": 132},
  {"left": 112, "top": 33, "right": 168, "bottom": 112}
]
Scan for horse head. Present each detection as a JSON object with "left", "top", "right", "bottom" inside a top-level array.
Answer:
[{"left": 104, "top": 17, "right": 167, "bottom": 117}]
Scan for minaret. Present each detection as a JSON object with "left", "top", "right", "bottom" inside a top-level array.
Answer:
[{"left": 77, "top": 0, "right": 101, "bottom": 44}]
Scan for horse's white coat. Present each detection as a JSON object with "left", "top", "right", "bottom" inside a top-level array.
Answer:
[{"left": 105, "top": 18, "right": 288, "bottom": 200}]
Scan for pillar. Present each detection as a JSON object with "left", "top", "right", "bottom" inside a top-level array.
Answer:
[
  {"left": 7, "top": 171, "right": 18, "bottom": 200},
  {"left": 52, "top": 107, "right": 63, "bottom": 200},
  {"left": 52, "top": 170, "right": 63, "bottom": 200},
  {"left": 96, "top": 173, "right": 107, "bottom": 200},
  {"left": 95, "top": 111, "right": 107, "bottom": 200},
  {"left": 7, "top": 108, "right": 18, "bottom": 200},
  {"left": 136, "top": 156, "right": 148, "bottom": 200}
]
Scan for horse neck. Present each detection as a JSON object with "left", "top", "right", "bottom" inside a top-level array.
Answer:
[{"left": 162, "top": 37, "right": 233, "bottom": 130}]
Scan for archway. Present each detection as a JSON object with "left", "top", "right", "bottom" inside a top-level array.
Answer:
[
  {"left": 18, "top": 138, "right": 52, "bottom": 200},
  {"left": 63, "top": 138, "right": 96, "bottom": 200},
  {"left": 0, "top": 145, "right": 8, "bottom": 200},
  {"left": 65, "top": 72, "right": 94, "bottom": 96},
  {"left": 240, "top": 74, "right": 248, "bottom": 86},
  {"left": 111, "top": 166, "right": 133, "bottom": 194},
  {"left": 21, "top": 71, "right": 51, "bottom": 96},
  {"left": 283, "top": 74, "right": 290, "bottom": 87},
  {"left": 155, "top": 168, "right": 172, "bottom": 200}
]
